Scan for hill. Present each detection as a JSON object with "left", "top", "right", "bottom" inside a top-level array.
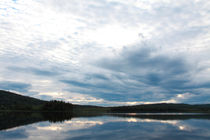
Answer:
[
  {"left": 0, "top": 89, "right": 210, "bottom": 113},
  {"left": 0, "top": 90, "right": 73, "bottom": 111},
  {"left": 0, "top": 90, "right": 46, "bottom": 110}
]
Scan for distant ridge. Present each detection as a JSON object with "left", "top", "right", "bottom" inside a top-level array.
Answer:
[{"left": 110, "top": 103, "right": 210, "bottom": 113}]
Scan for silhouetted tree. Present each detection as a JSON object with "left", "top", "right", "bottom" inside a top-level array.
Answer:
[{"left": 42, "top": 100, "right": 73, "bottom": 112}]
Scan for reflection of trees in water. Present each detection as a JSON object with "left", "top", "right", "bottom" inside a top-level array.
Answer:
[
  {"left": 0, "top": 112, "right": 73, "bottom": 130},
  {"left": 0, "top": 112, "right": 42, "bottom": 131},
  {"left": 42, "top": 112, "right": 72, "bottom": 123}
]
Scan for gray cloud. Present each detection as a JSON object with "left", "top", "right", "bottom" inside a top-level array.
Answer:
[
  {"left": 7, "top": 66, "right": 60, "bottom": 77},
  {"left": 80, "top": 43, "right": 209, "bottom": 102},
  {"left": 0, "top": 81, "right": 31, "bottom": 93},
  {"left": 96, "top": 45, "right": 191, "bottom": 88},
  {"left": 59, "top": 41, "right": 210, "bottom": 103}
]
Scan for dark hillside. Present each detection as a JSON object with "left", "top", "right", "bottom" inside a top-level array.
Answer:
[
  {"left": 0, "top": 90, "right": 46, "bottom": 110},
  {"left": 110, "top": 103, "right": 210, "bottom": 113}
]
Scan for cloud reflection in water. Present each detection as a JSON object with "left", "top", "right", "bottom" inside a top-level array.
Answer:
[{"left": 1, "top": 115, "right": 210, "bottom": 140}]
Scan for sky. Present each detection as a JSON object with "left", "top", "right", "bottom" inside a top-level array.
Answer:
[{"left": 0, "top": 0, "right": 210, "bottom": 106}]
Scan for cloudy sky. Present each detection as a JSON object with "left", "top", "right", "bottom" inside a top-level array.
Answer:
[{"left": 0, "top": 0, "right": 210, "bottom": 106}]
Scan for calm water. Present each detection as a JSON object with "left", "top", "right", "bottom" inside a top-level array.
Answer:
[{"left": 1, "top": 112, "right": 210, "bottom": 140}]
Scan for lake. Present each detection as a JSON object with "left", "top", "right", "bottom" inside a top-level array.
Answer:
[{"left": 1, "top": 112, "right": 210, "bottom": 140}]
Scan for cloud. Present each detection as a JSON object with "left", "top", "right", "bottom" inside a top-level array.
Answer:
[
  {"left": 57, "top": 40, "right": 210, "bottom": 104},
  {"left": 0, "top": 0, "right": 210, "bottom": 105},
  {"left": 0, "top": 81, "right": 31, "bottom": 92},
  {"left": 7, "top": 66, "right": 60, "bottom": 77}
]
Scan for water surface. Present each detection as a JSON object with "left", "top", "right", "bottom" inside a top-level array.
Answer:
[{"left": 1, "top": 112, "right": 210, "bottom": 140}]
